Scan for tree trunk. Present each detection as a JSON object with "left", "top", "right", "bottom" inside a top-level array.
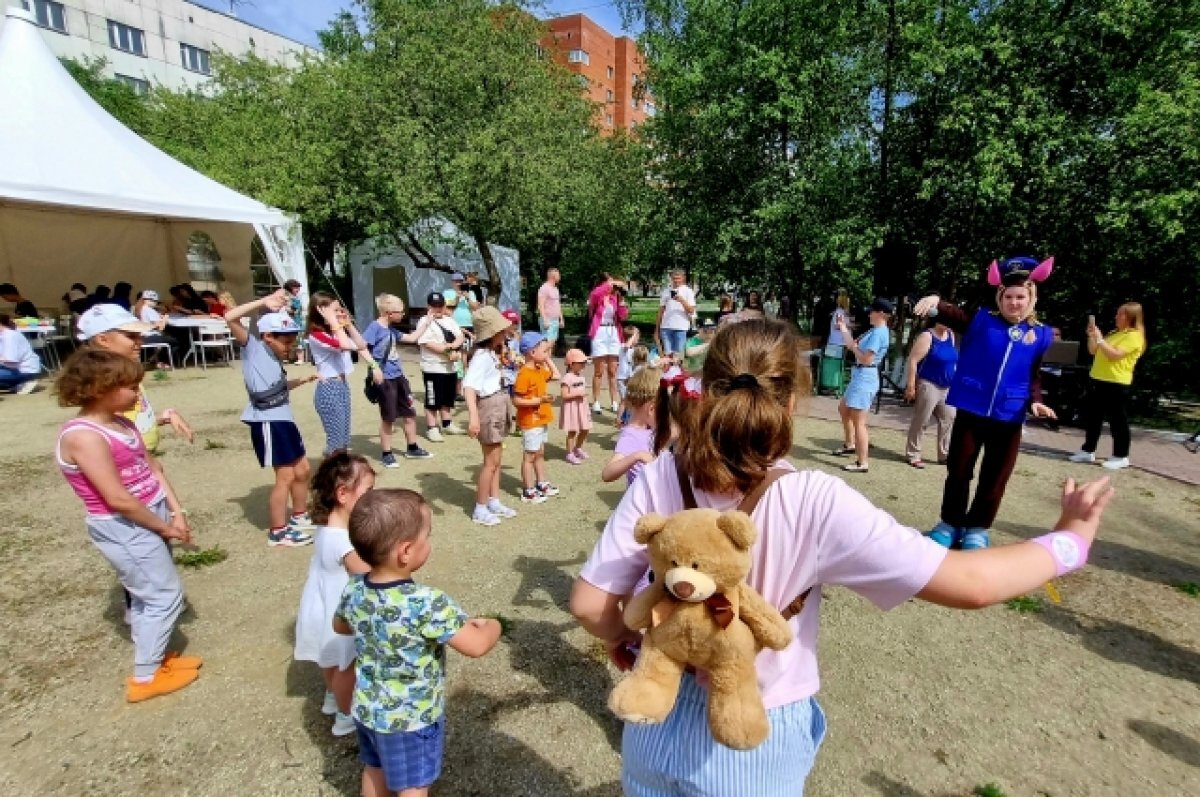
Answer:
[{"left": 471, "top": 231, "right": 502, "bottom": 302}]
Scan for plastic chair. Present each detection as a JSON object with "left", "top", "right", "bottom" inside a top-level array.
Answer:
[
  {"left": 183, "top": 321, "right": 236, "bottom": 369},
  {"left": 141, "top": 339, "right": 175, "bottom": 370}
]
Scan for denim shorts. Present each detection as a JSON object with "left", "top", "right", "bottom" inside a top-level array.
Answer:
[
  {"left": 622, "top": 673, "right": 827, "bottom": 796},
  {"left": 660, "top": 328, "right": 688, "bottom": 355},
  {"left": 843, "top": 367, "right": 879, "bottom": 411},
  {"left": 356, "top": 718, "right": 445, "bottom": 791}
]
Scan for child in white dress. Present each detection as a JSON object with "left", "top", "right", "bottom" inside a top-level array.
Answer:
[{"left": 294, "top": 451, "right": 376, "bottom": 736}]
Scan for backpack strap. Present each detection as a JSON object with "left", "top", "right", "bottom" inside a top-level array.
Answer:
[{"left": 672, "top": 458, "right": 812, "bottom": 620}]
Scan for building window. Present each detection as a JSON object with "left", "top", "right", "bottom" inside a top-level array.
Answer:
[
  {"left": 607, "top": 65, "right": 614, "bottom": 79},
  {"left": 645, "top": 102, "right": 657, "bottom": 117},
  {"left": 606, "top": 89, "right": 614, "bottom": 102},
  {"left": 24, "top": 0, "right": 67, "bottom": 33},
  {"left": 107, "top": 20, "right": 146, "bottom": 56},
  {"left": 567, "top": 49, "right": 590, "bottom": 65},
  {"left": 115, "top": 74, "right": 150, "bottom": 95},
  {"left": 606, "top": 114, "right": 613, "bottom": 126},
  {"left": 180, "top": 43, "right": 211, "bottom": 75}
]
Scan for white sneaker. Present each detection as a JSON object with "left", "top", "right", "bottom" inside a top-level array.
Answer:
[
  {"left": 444, "top": 422, "right": 467, "bottom": 435},
  {"left": 611, "top": 402, "right": 620, "bottom": 413},
  {"left": 331, "top": 711, "right": 356, "bottom": 737},
  {"left": 1068, "top": 451, "right": 1095, "bottom": 463},
  {"left": 1102, "top": 457, "right": 1130, "bottom": 470},
  {"left": 426, "top": 427, "right": 444, "bottom": 443},
  {"left": 592, "top": 401, "right": 602, "bottom": 414},
  {"left": 321, "top": 690, "right": 338, "bottom": 716},
  {"left": 472, "top": 508, "right": 501, "bottom": 526},
  {"left": 487, "top": 500, "right": 517, "bottom": 519},
  {"left": 15, "top": 379, "right": 38, "bottom": 395}
]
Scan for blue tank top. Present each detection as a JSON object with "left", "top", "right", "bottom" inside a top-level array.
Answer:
[
  {"left": 916, "top": 329, "right": 958, "bottom": 389},
  {"left": 947, "top": 310, "right": 1052, "bottom": 423}
]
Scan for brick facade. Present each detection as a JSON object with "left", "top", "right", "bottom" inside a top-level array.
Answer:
[{"left": 541, "top": 14, "right": 652, "bottom": 133}]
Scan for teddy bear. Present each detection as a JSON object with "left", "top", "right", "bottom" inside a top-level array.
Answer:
[{"left": 608, "top": 508, "right": 794, "bottom": 750}]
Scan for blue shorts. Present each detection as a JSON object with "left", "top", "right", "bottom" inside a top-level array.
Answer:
[
  {"left": 622, "top": 673, "right": 826, "bottom": 796},
  {"left": 246, "top": 420, "right": 306, "bottom": 468},
  {"left": 843, "top": 367, "right": 879, "bottom": 411},
  {"left": 661, "top": 329, "right": 688, "bottom": 355},
  {"left": 540, "top": 319, "right": 560, "bottom": 342},
  {"left": 356, "top": 718, "right": 445, "bottom": 791}
]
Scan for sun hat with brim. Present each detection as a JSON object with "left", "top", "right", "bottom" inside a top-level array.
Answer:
[
  {"left": 565, "top": 348, "right": 589, "bottom": 365},
  {"left": 76, "top": 304, "right": 154, "bottom": 341},
  {"left": 519, "top": 330, "right": 546, "bottom": 355},
  {"left": 472, "top": 306, "right": 511, "bottom": 341},
  {"left": 140, "top": 289, "right": 160, "bottom": 302},
  {"left": 257, "top": 311, "right": 301, "bottom": 335}
]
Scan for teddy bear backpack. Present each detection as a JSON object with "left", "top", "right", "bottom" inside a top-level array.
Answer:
[{"left": 608, "top": 459, "right": 812, "bottom": 750}]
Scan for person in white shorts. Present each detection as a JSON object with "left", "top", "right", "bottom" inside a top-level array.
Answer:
[{"left": 587, "top": 275, "right": 629, "bottom": 414}]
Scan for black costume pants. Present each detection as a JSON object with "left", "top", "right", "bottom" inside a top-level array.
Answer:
[
  {"left": 1081, "top": 378, "right": 1131, "bottom": 458},
  {"left": 940, "top": 410, "right": 1022, "bottom": 530}
]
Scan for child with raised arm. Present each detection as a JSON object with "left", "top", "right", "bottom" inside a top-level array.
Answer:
[
  {"left": 225, "top": 290, "right": 320, "bottom": 547},
  {"left": 307, "top": 291, "right": 378, "bottom": 456},
  {"left": 295, "top": 451, "right": 376, "bottom": 738},
  {"left": 560, "top": 348, "right": 592, "bottom": 464},
  {"left": 55, "top": 349, "right": 202, "bottom": 702},
  {"left": 601, "top": 365, "right": 660, "bottom": 486},
  {"left": 334, "top": 489, "right": 502, "bottom": 797},
  {"left": 512, "top": 331, "right": 561, "bottom": 503}
]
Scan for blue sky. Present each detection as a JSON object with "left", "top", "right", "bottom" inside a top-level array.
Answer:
[{"left": 192, "top": 1, "right": 632, "bottom": 49}]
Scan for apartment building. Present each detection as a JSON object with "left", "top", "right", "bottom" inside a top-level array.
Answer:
[
  {"left": 3, "top": 0, "right": 313, "bottom": 93},
  {"left": 541, "top": 13, "right": 654, "bottom": 132}
]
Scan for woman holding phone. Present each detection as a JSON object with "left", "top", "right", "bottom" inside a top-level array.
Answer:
[{"left": 1068, "top": 303, "right": 1147, "bottom": 470}]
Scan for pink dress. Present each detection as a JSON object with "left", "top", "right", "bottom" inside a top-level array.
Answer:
[{"left": 559, "top": 373, "right": 592, "bottom": 431}]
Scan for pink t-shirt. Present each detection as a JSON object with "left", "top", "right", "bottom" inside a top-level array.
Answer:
[
  {"left": 537, "top": 282, "right": 561, "bottom": 321},
  {"left": 580, "top": 452, "right": 947, "bottom": 710},
  {"left": 613, "top": 425, "right": 654, "bottom": 485}
]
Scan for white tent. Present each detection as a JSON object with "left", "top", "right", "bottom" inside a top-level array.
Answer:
[
  {"left": 0, "top": 7, "right": 306, "bottom": 314},
  {"left": 348, "top": 218, "right": 521, "bottom": 330}
]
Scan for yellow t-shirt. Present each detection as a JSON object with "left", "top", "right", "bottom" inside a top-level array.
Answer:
[
  {"left": 1090, "top": 329, "right": 1145, "bottom": 385},
  {"left": 123, "top": 385, "right": 160, "bottom": 453}
]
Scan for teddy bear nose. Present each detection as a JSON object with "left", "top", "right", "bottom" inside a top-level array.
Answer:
[{"left": 673, "top": 581, "right": 695, "bottom": 599}]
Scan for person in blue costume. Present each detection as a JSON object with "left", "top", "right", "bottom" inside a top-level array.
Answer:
[{"left": 912, "top": 256, "right": 1058, "bottom": 550}]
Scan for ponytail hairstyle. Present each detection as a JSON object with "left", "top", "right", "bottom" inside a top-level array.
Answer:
[
  {"left": 653, "top": 366, "right": 703, "bottom": 455},
  {"left": 1118, "top": 302, "right": 1147, "bottom": 347},
  {"left": 676, "top": 319, "right": 807, "bottom": 494},
  {"left": 306, "top": 291, "right": 339, "bottom": 334},
  {"left": 310, "top": 449, "right": 375, "bottom": 525}
]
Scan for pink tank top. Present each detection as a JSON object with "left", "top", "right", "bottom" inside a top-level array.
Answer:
[{"left": 57, "top": 418, "right": 165, "bottom": 516}]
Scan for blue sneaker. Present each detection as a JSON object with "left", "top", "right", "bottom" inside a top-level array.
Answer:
[
  {"left": 927, "top": 521, "right": 962, "bottom": 549},
  {"left": 961, "top": 528, "right": 990, "bottom": 550},
  {"left": 268, "top": 528, "right": 313, "bottom": 547}
]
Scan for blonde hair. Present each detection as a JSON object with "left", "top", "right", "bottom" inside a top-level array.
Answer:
[
  {"left": 994, "top": 281, "right": 1040, "bottom": 324},
  {"left": 676, "top": 319, "right": 809, "bottom": 494},
  {"left": 218, "top": 291, "right": 236, "bottom": 310},
  {"left": 836, "top": 290, "right": 850, "bottom": 312},
  {"left": 624, "top": 366, "right": 660, "bottom": 407},
  {"left": 1119, "top": 302, "right": 1146, "bottom": 339},
  {"left": 376, "top": 293, "right": 404, "bottom": 314},
  {"left": 630, "top": 345, "right": 649, "bottom": 369}
]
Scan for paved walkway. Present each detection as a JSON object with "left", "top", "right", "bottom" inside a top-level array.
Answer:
[{"left": 804, "top": 394, "right": 1200, "bottom": 486}]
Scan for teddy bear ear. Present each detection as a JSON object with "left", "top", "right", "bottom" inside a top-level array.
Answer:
[
  {"left": 634, "top": 514, "right": 669, "bottom": 545},
  {"left": 717, "top": 511, "right": 757, "bottom": 550}
]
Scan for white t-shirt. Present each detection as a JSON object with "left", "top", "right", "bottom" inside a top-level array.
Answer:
[
  {"left": 463, "top": 348, "right": 503, "bottom": 397},
  {"left": 139, "top": 305, "right": 162, "bottom": 325},
  {"left": 417, "top": 316, "right": 463, "bottom": 375},
  {"left": 307, "top": 331, "right": 354, "bottom": 379},
  {"left": 828, "top": 309, "right": 848, "bottom": 346},
  {"left": 0, "top": 327, "right": 41, "bottom": 374},
  {"left": 659, "top": 285, "right": 696, "bottom": 331}
]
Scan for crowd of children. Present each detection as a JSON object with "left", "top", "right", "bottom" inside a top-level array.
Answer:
[{"left": 47, "top": 277, "right": 1122, "bottom": 797}]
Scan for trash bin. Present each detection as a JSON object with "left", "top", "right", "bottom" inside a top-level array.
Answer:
[{"left": 818, "top": 351, "right": 845, "bottom": 395}]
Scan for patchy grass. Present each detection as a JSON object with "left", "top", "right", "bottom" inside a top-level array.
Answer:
[
  {"left": 1004, "top": 596, "right": 1045, "bottom": 614},
  {"left": 151, "top": 369, "right": 171, "bottom": 382},
  {"left": 173, "top": 545, "right": 228, "bottom": 569},
  {"left": 1172, "top": 582, "right": 1200, "bottom": 598},
  {"left": 203, "top": 439, "right": 228, "bottom": 450},
  {"left": 973, "top": 785, "right": 1009, "bottom": 797}
]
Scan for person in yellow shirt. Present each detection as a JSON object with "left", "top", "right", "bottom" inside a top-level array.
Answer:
[{"left": 1068, "top": 302, "right": 1147, "bottom": 470}]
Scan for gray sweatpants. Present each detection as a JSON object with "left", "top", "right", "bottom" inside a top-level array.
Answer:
[
  {"left": 905, "top": 379, "right": 956, "bottom": 463},
  {"left": 86, "top": 501, "right": 183, "bottom": 679}
]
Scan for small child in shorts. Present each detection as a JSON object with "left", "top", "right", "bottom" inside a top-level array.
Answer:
[
  {"left": 334, "top": 489, "right": 502, "bottom": 797},
  {"left": 464, "top": 308, "right": 518, "bottom": 526},
  {"left": 512, "top": 331, "right": 561, "bottom": 503},
  {"left": 615, "top": 344, "right": 650, "bottom": 426},
  {"left": 225, "top": 290, "right": 320, "bottom": 547},
  {"left": 602, "top": 365, "right": 661, "bottom": 486}
]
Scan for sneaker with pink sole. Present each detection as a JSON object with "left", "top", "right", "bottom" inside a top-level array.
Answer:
[
  {"left": 574, "top": 448, "right": 590, "bottom": 460},
  {"left": 565, "top": 451, "right": 582, "bottom": 465}
]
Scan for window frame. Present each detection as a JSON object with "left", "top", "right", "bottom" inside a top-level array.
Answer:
[
  {"left": 179, "top": 42, "right": 212, "bottom": 75},
  {"left": 567, "top": 49, "right": 590, "bottom": 66},
  {"left": 107, "top": 19, "right": 147, "bottom": 57},
  {"left": 114, "top": 73, "right": 150, "bottom": 95},
  {"left": 27, "top": 0, "right": 67, "bottom": 34}
]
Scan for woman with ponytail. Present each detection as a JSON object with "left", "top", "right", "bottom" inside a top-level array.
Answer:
[{"left": 571, "top": 318, "right": 1115, "bottom": 796}]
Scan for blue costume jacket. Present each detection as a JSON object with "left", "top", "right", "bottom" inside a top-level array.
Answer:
[{"left": 946, "top": 309, "right": 1052, "bottom": 423}]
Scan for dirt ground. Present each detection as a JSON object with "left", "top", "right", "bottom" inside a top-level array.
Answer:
[{"left": 0, "top": 362, "right": 1197, "bottom": 797}]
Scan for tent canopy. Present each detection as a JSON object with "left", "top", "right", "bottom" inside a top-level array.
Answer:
[{"left": 0, "top": 7, "right": 305, "bottom": 312}]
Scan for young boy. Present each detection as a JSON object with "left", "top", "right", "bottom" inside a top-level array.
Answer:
[
  {"left": 334, "top": 489, "right": 502, "bottom": 797},
  {"left": 225, "top": 290, "right": 319, "bottom": 547},
  {"left": 512, "top": 331, "right": 561, "bottom": 503}
]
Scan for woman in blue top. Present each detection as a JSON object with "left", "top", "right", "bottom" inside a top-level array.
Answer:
[
  {"left": 904, "top": 320, "right": 959, "bottom": 468},
  {"left": 833, "top": 298, "right": 893, "bottom": 473}
]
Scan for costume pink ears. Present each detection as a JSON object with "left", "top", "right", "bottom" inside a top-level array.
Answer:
[{"left": 987, "top": 256, "right": 1055, "bottom": 286}]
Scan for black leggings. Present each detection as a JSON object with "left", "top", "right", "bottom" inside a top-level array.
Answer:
[
  {"left": 1082, "top": 378, "right": 1131, "bottom": 458},
  {"left": 940, "top": 411, "right": 1022, "bottom": 530}
]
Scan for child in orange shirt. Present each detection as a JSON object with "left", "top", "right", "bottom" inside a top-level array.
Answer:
[{"left": 513, "top": 331, "right": 560, "bottom": 503}]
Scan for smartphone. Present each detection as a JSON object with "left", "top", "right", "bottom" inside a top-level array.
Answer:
[
  {"left": 670, "top": 289, "right": 678, "bottom": 298},
  {"left": 1087, "top": 314, "right": 1095, "bottom": 327}
]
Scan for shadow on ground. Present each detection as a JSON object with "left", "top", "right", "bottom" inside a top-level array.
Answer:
[
  {"left": 1127, "top": 718, "right": 1200, "bottom": 768},
  {"left": 1035, "top": 606, "right": 1200, "bottom": 686}
]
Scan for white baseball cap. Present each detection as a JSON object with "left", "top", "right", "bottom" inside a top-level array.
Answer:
[
  {"left": 257, "top": 311, "right": 301, "bottom": 335},
  {"left": 76, "top": 304, "right": 154, "bottom": 341},
  {"left": 140, "top": 289, "right": 160, "bottom": 302}
]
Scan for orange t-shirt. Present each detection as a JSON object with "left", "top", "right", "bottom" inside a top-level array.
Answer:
[{"left": 514, "top": 363, "right": 554, "bottom": 430}]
